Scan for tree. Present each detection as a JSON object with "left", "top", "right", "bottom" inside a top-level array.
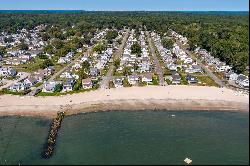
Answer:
[
  {"left": 114, "top": 59, "right": 120, "bottom": 69},
  {"left": 40, "top": 59, "right": 53, "bottom": 69},
  {"left": 82, "top": 60, "right": 90, "bottom": 72},
  {"left": 0, "top": 46, "right": 6, "bottom": 55},
  {"left": 51, "top": 38, "right": 63, "bottom": 49},
  {"left": 38, "top": 53, "right": 48, "bottom": 59},
  {"left": 44, "top": 45, "right": 54, "bottom": 54},
  {"left": 162, "top": 38, "right": 174, "bottom": 49},
  {"left": 123, "top": 78, "right": 132, "bottom": 87},
  {"left": 123, "top": 67, "right": 132, "bottom": 76},
  {"left": 73, "top": 80, "right": 82, "bottom": 91},
  {"left": 131, "top": 42, "right": 142, "bottom": 55},
  {"left": 106, "top": 30, "right": 118, "bottom": 44},
  {"left": 78, "top": 61, "right": 90, "bottom": 79},
  {"left": 54, "top": 84, "right": 63, "bottom": 92},
  {"left": 18, "top": 42, "right": 29, "bottom": 50},
  {"left": 92, "top": 44, "right": 105, "bottom": 54}
]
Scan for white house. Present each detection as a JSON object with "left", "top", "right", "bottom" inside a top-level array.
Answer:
[
  {"left": 113, "top": 77, "right": 124, "bottom": 88},
  {"left": 216, "top": 63, "right": 231, "bottom": 72},
  {"left": 236, "top": 74, "right": 249, "bottom": 88},
  {"left": 9, "top": 82, "right": 29, "bottom": 92},
  {"left": 82, "top": 78, "right": 93, "bottom": 89},
  {"left": 127, "top": 75, "right": 139, "bottom": 85},
  {"left": 42, "top": 81, "right": 61, "bottom": 93},
  {"left": 184, "top": 57, "right": 193, "bottom": 64},
  {"left": 141, "top": 73, "right": 153, "bottom": 84}
]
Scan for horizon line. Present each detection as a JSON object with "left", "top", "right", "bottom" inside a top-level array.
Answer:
[{"left": 0, "top": 10, "right": 249, "bottom": 12}]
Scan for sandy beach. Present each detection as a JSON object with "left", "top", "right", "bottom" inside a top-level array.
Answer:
[{"left": 0, "top": 86, "right": 249, "bottom": 118}]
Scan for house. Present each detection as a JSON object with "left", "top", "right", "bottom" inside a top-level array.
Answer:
[
  {"left": 9, "top": 82, "right": 29, "bottom": 92},
  {"left": 225, "top": 71, "right": 238, "bottom": 81},
  {"left": 89, "top": 68, "right": 99, "bottom": 77},
  {"left": 45, "top": 66, "right": 55, "bottom": 75},
  {"left": 170, "top": 72, "right": 181, "bottom": 84},
  {"left": 62, "top": 79, "right": 75, "bottom": 92},
  {"left": 57, "top": 57, "right": 70, "bottom": 64},
  {"left": 82, "top": 78, "right": 93, "bottom": 89},
  {"left": 141, "top": 73, "right": 153, "bottom": 84},
  {"left": 72, "top": 63, "right": 82, "bottom": 71},
  {"left": 42, "top": 81, "right": 61, "bottom": 93},
  {"left": 24, "top": 77, "right": 38, "bottom": 87},
  {"left": 33, "top": 73, "right": 45, "bottom": 82},
  {"left": 139, "top": 61, "right": 151, "bottom": 73},
  {"left": 236, "top": 74, "right": 249, "bottom": 88},
  {"left": 186, "top": 75, "right": 198, "bottom": 84},
  {"left": 185, "top": 65, "right": 203, "bottom": 73},
  {"left": 184, "top": 57, "right": 193, "bottom": 64},
  {"left": 0, "top": 67, "right": 17, "bottom": 77},
  {"left": 167, "top": 63, "right": 177, "bottom": 71},
  {"left": 127, "top": 75, "right": 139, "bottom": 85},
  {"left": 80, "top": 56, "right": 88, "bottom": 62},
  {"left": 216, "top": 63, "right": 231, "bottom": 72},
  {"left": 113, "top": 77, "right": 124, "bottom": 88},
  {"left": 60, "top": 72, "right": 73, "bottom": 79}
]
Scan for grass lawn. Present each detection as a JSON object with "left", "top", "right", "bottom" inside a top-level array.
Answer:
[
  {"left": 213, "top": 71, "right": 225, "bottom": 80},
  {"left": 180, "top": 73, "right": 188, "bottom": 85},
  {"left": 0, "top": 89, "right": 29, "bottom": 96},
  {"left": 152, "top": 74, "right": 159, "bottom": 85},
  {"left": 35, "top": 87, "right": 96, "bottom": 96},
  {"left": 197, "top": 76, "right": 219, "bottom": 87}
]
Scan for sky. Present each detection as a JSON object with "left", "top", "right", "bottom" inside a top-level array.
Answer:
[{"left": 0, "top": 0, "right": 249, "bottom": 11}]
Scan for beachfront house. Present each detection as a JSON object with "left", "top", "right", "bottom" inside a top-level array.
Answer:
[
  {"left": 82, "top": 78, "right": 93, "bottom": 89},
  {"left": 127, "top": 75, "right": 139, "bottom": 85},
  {"left": 141, "top": 73, "right": 153, "bottom": 84},
  {"left": 42, "top": 81, "right": 61, "bottom": 93},
  {"left": 24, "top": 77, "right": 38, "bottom": 87},
  {"left": 9, "top": 82, "right": 29, "bottom": 92},
  {"left": 186, "top": 75, "right": 198, "bottom": 84},
  {"left": 113, "top": 77, "right": 124, "bottom": 88},
  {"left": 225, "top": 71, "right": 238, "bottom": 81},
  {"left": 62, "top": 79, "right": 76, "bottom": 92},
  {"left": 169, "top": 72, "right": 181, "bottom": 84},
  {"left": 236, "top": 74, "right": 249, "bottom": 88}
]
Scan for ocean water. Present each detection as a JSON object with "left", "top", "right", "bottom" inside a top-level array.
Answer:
[{"left": 0, "top": 110, "right": 248, "bottom": 165}]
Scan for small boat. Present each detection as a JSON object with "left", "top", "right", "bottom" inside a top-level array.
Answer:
[
  {"left": 184, "top": 158, "right": 192, "bottom": 164},
  {"left": 171, "top": 114, "right": 176, "bottom": 117}
]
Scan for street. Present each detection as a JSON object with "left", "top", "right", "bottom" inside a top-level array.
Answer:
[
  {"left": 146, "top": 31, "right": 166, "bottom": 86},
  {"left": 100, "top": 29, "right": 130, "bottom": 89}
]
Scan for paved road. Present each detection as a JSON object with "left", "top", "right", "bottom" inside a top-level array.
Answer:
[
  {"left": 175, "top": 40, "right": 225, "bottom": 87},
  {"left": 146, "top": 31, "right": 166, "bottom": 86},
  {"left": 100, "top": 29, "right": 130, "bottom": 89},
  {"left": 26, "top": 48, "right": 93, "bottom": 96}
]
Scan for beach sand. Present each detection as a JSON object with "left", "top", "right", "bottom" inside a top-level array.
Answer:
[{"left": 0, "top": 86, "right": 248, "bottom": 118}]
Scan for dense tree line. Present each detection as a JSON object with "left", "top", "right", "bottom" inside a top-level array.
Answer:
[{"left": 0, "top": 11, "right": 248, "bottom": 73}]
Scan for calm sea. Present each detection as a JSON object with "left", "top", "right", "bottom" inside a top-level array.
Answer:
[{"left": 0, "top": 110, "right": 249, "bottom": 165}]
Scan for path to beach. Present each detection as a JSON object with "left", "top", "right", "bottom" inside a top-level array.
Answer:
[{"left": 0, "top": 86, "right": 248, "bottom": 118}]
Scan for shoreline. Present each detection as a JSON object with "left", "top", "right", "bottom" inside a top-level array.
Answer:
[{"left": 0, "top": 86, "right": 248, "bottom": 118}]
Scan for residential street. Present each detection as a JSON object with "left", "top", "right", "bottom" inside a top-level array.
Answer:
[
  {"left": 146, "top": 31, "right": 166, "bottom": 86},
  {"left": 175, "top": 40, "right": 225, "bottom": 87},
  {"left": 100, "top": 29, "right": 130, "bottom": 89}
]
